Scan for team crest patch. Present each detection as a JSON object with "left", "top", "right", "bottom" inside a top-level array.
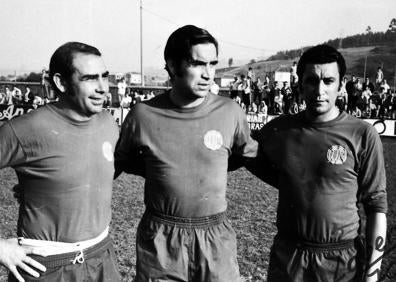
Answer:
[
  {"left": 204, "top": 130, "right": 223, "bottom": 151},
  {"left": 102, "top": 141, "right": 114, "bottom": 162},
  {"left": 326, "top": 145, "right": 347, "bottom": 165}
]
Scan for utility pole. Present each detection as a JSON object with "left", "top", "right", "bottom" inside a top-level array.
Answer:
[
  {"left": 394, "top": 65, "right": 396, "bottom": 92},
  {"left": 140, "top": 0, "right": 144, "bottom": 86},
  {"left": 363, "top": 56, "right": 367, "bottom": 79}
]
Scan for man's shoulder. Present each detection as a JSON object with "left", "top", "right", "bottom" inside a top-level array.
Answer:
[
  {"left": 256, "top": 114, "right": 295, "bottom": 135},
  {"left": 209, "top": 93, "right": 240, "bottom": 108},
  {"left": 137, "top": 92, "right": 166, "bottom": 109},
  {"left": 126, "top": 92, "right": 168, "bottom": 119},
  {"left": 6, "top": 105, "right": 54, "bottom": 138},
  {"left": 268, "top": 113, "right": 297, "bottom": 126},
  {"left": 97, "top": 109, "right": 118, "bottom": 126},
  {"left": 10, "top": 105, "right": 50, "bottom": 124},
  {"left": 341, "top": 112, "right": 376, "bottom": 132}
]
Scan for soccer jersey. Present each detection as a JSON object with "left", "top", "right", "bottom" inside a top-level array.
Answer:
[
  {"left": 0, "top": 104, "right": 119, "bottom": 242},
  {"left": 254, "top": 111, "right": 387, "bottom": 243},
  {"left": 115, "top": 91, "right": 257, "bottom": 217}
]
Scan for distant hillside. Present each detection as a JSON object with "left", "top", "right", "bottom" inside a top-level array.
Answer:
[
  {"left": 267, "top": 31, "right": 396, "bottom": 61},
  {"left": 218, "top": 36, "right": 396, "bottom": 83},
  {"left": 347, "top": 45, "right": 396, "bottom": 79}
]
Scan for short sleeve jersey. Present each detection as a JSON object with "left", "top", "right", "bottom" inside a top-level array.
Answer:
[
  {"left": 254, "top": 111, "right": 387, "bottom": 243},
  {"left": 115, "top": 92, "right": 257, "bottom": 217},
  {"left": 0, "top": 104, "right": 119, "bottom": 242}
]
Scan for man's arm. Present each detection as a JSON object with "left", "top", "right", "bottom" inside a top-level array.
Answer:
[
  {"left": 364, "top": 212, "right": 387, "bottom": 282},
  {"left": 230, "top": 109, "right": 279, "bottom": 186},
  {"left": 357, "top": 125, "right": 388, "bottom": 282},
  {"left": 113, "top": 110, "right": 145, "bottom": 179},
  {"left": 0, "top": 123, "right": 47, "bottom": 281},
  {"left": 0, "top": 239, "right": 47, "bottom": 282}
]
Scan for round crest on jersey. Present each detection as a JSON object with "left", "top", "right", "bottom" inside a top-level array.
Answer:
[
  {"left": 204, "top": 130, "right": 223, "bottom": 151},
  {"left": 326, "top": 145, "right": 347, "bottom": 165}
]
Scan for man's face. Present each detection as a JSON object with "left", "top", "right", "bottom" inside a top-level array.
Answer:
[
  {"left": 173, "top": 43, "right": 218, "bottom": 99},
  {"left": 66, "top": 53, "right": 109, "bottom": 119},
  {"left": 300, "top": 62, "right": 340, "bottom": 121}
]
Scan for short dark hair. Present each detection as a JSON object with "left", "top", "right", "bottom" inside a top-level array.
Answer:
[
  {"left": 164, "top": 25, "right": 218, "bottom": 78},
  {"left": 297, "top": 44, "right": 346, "bottom": 88},
  {"left": 49, "top": 42, "right": 101, "bottom": 91}
]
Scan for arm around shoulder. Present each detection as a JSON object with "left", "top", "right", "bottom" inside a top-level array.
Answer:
[{"left": 114, "top": 109, "right": 146, "bottom": 179}]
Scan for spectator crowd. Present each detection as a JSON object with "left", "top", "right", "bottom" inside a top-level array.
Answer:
[
  {"left": 1, "top": 66, "right": 395, "bottom": 120},
  {"left": 228, "top": 65, "right": 396, "bottom": 120},
  {"left": 115, "top": 77, "right": 156, "bottom": 108},
  {"left": 0, "top": 84, "right": 57, "bottom": 108},
  {"left": 0, "top": 70, "right": 57, "bottom": 108}
]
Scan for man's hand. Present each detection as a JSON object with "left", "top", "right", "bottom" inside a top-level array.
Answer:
[{"left": 0, "top": 238, "right": 47, "bottom": 282}]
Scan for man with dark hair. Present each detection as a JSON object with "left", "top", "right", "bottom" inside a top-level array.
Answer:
[
  {"left": 363, "top": 77, "right": 375, "bottom": 94},
  {"left": 115, "top": 25, "right": 257, "bottom": 282},
  {"left": 0, "top": 42, "right": 120, "bottom": 282},
  {"left": 248, "top": 44, "right": 387, "bottom": 281},
  {"left": 230, "top": 76, "right": 240, "bottom": 100},
  {"left": 346, "top": 75, "right": 357, "bottom": 112}
]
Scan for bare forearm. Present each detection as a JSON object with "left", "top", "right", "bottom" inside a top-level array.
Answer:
[{"left": 365, "top": 212, "right": 387, "bottom": 282}]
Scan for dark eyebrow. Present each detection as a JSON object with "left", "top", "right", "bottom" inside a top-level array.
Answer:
[
  {"left": 80, "top": 71, "right": 109, "bottom": 80},
  {"left": 190, "top": 59, "right": 218, "bottom": 65},
  {"left": 80, "top": 74, "right": 99, "bottom": 80}
]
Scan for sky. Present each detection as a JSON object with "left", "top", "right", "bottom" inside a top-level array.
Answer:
[{"left": 0, "top": 0, "right": 395, "bottom": 76}]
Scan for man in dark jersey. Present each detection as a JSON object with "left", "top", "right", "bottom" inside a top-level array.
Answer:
[
  {"left": 248, "top": 45, "right": 387, "bottom": 282},
  {"left": 115, "top": 25, "right": 257, "bottom": 282},
  {"left": 0, "top": 42, "right": 120, "bottom": 282}
]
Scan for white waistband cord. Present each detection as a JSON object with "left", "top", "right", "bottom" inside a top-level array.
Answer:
[
  {"left": 17, "top": 226, "right": 109, "bottom": 257},
  {"left": 71, "top": 250, "right": 85, "bottom": 264}
]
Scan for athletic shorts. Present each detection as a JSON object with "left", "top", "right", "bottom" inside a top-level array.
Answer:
[
  {"left": 135, "top": 209, "right": 241, "bottom": 282},
  {"left": 267, "top": 236, "right": 366, "bottom": 282},
  {"left": 8, "top": 236, "right": 120, "bottom": 282}
]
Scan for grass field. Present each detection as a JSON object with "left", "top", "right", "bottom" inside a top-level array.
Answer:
[{"left": 1, "top": 137, "right": 395, "bottom": 282}]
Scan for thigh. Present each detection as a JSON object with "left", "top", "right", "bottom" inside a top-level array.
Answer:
[
  {"left": 194, "top": 219, "right": 241, "bottom": 282},
  {"left": 85, "top": 244, "right": 121, "bottom": 282},
  {"left": 267, "top": 239, "right": 362, "bottom": 282},
  {"left": 9, "top": 265, "right": 83, "bottom": 282},
  {"left": 135, "top": 218, "right": 189, "bottom": 282}
]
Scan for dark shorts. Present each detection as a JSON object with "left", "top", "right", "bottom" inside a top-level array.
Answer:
[
  {"left": 267, "top": 236, "right": 366, "bottom": 282},
  {"left": 135, "top": 209, "right": 241, "bottom": 282},
  {"left": 8, "top": 236, "right": 120, "bottom": 282}
]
